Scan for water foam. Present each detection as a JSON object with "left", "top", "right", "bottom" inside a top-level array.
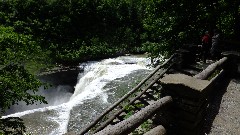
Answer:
[{"left": 3, "top": 56, "right": 151, "bottom": 135}]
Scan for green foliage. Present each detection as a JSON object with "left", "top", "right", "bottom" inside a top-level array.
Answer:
[
  {"left": 0, "top": 25, "right": 48, "bottom": 112},
  {"left": 124, "top": 103, "right": 144, "bottom": 119},
  {"left": 124, "top": 110, "right": 134, "bottom": 119},
  {"left": 207, "top": 69, "right": 221, "bottom": 81},
  {"left": 54, "top": 38, "right": 119, "bottom": 64},
  {"left": 0, "top": 25, "right": 52, "bottom": 73},
  {"left": 123, "top": 104, "right": 135, "bottom": 119},
  {"left": 0, "top": 64, "right": 47, "bottom": 112},
  {"left": 0, "top": 117, "right": 26, "bottom": 135},
  {"left": 139, "top": 0, "right": 240, "bottom": 57},
  {"left": 0, "top": 25, "right": 48, "bottom": 133},
  {"left": 1, "top": 0, "right": 238, "bottom": 62},
  {"left": 123, "top": 103, "right": 153, "bottom": 134},
  {"left": 131, "top": 120, "right": 153, "bottom": 135},
  {"left": 0, "top": 26, "right": 38, "bottom": 65},
  {"left": 142, "top": 41, "right": 170, "bottom": 58}
]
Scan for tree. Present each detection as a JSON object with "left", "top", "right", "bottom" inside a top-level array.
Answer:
[
  {"left": 0, "top": 25, "right": 47, "bottom": 134},
  {"left": 140, "top": 0, "right": 240, "bottom": 58}
]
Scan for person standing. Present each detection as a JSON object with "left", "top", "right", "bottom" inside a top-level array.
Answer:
[
  {"left": 210, "top": 29, "right": 221, "bottom": 60},
  {"left": 201, "top": 31, "right": 211, "bottom": 63}
]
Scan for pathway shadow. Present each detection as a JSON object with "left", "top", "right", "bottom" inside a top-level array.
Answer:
[{"left": 202, "top": 73, "right": 233, "bottom": 134}]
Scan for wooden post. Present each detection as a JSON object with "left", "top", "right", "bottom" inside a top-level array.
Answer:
[
  {"left": 143, "top": 125, "right": 166, "bottom": 135},
  {"left": 222, "top": 51, "right": 240, "bottom": 76}
]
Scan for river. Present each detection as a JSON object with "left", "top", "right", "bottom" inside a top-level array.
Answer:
[{"left": 2, "top": 55, "right": 153, "bottom": 135}]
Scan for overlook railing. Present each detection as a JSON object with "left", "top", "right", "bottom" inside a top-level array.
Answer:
[
  {"left": 74, "top": 48, "right": 239, "bottom": 135},
  {"left": 94, "top": 96, "right": 172, "bottom": 135},
  {"left": 156, "top": 55, "right": 231, "bottom": 135}
]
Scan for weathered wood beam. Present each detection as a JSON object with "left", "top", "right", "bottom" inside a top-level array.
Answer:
[
  {"left": 93, "top": 63, "right": 174, "bottom": 133},
  {"left": 78, "top": 54, "right": 177, "bottom": 135},
  {"left": 94, "top": 96, "right": 172, "bottom": 135},
  {"left": 143, "top": 125, "right": 166, "bottom": 135},
  {"left": 194, "top": 57, "right": 228, "bottom": 80}
]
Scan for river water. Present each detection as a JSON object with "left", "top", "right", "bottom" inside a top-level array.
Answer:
[{"left": 2, "top": 55, "right": 152, "bottom": 135}]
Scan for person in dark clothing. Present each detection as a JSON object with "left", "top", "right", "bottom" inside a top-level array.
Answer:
[
  {"left": 210, "top": 29, "right": 221, "bottom": 60},
  {"left": 201, "top": 31, "right": 211, "bottom": 63}
]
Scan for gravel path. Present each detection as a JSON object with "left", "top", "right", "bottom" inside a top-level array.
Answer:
[{"left": 205, "top": 74, "right": 240, "bottom": 135}]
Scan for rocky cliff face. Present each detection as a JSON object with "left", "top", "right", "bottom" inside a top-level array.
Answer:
[{"left": 38, "top": 66, "right": 82, "bottom": 93}]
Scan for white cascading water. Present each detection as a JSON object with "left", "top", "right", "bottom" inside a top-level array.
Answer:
[{"left": 2, "top": 55, "right": 152, "bottom": 135}]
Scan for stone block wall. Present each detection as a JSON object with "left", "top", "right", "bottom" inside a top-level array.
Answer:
[{"left": 157, "top": 74, "right": 212, "bottom": 135}]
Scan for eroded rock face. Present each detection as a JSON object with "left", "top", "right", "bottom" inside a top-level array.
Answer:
[
  {"left": 38, "top": 67, "right": 81, "bottom": 92},
  {"left": 4, "top": 67, "right": 81, "bottom": 115}
]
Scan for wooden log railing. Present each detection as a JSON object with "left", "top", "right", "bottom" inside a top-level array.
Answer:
[
  {"left": 94, "top": 96, "right": 172, "bottom": 135},
  {"left": 143, "top": 125, "right": 166, "bottom": 135},
  {"left": 79, "top": 54, "right": 178, "bottom": 135},
  {"left": 157, "top": 56, "right": 233, "bottom": 135},
  {"left": 194, "top": 57, "right": 228, "bottom": 80},
  {"left": 77, "top": 50, "right": 239, "bottom": 135},
  {"left": 93, "top": 62, "right": 175, "bottom": 133}
]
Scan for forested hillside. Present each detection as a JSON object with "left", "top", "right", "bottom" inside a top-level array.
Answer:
[
  {"left": 1, "top": 0, "right": 239, "bottom": 64},
  {"left": 0, "top": 0, "right": 239, "bottom": 133}
]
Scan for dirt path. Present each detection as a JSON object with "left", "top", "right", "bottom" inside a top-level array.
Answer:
[{"left": 205, "top": 75, "right": 240, "bottom": 135}]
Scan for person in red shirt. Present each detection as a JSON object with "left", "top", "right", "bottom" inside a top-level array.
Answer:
[{"left": 201, "top": 31, "right": 211, "bottom": 63}]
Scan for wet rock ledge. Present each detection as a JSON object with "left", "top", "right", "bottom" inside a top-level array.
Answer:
[{"left": 38, "top": 66, "right": 82, "bottom": 93}]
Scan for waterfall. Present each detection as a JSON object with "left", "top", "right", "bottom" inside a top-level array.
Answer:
[{"left": 2, "top": 55, "right": 152, "bottom": 135}]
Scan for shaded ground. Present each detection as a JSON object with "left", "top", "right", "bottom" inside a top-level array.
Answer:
[{"left": 204, "top": 72, "right": 240, "bottom": 135}]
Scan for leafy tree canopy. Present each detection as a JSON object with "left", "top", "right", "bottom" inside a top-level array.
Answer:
[{"left": 0, "top": 25, "right": 47, "bottom": 134}]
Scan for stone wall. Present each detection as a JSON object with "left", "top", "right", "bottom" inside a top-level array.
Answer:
[
  {"left": 156, "top": 55, "right": 235, "bottom": 135},
  {"left": 158, "top": 74, "right": 212, "bottom": 135}
]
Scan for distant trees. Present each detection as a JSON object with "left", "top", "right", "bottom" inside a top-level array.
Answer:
[
  {"left": 141, "top": 0, "right": 240, "bottom": 56},
  {"left": 1, "top": 0, "right": 239, "bottom": 61}
]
